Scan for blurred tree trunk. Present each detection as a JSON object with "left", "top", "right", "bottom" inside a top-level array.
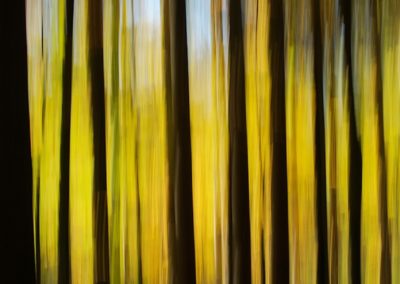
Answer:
[
  {"left": 165, "top": 0, "right": 196, "bottom": 282},
  {"left": 228, "top": 0, "right": 251, "bottom": 282}
]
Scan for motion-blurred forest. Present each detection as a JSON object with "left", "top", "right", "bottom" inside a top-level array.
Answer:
[{"left": 2, "top": 0, "right": 400, "bottom": 283}]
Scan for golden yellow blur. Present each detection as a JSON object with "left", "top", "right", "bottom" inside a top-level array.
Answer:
[
  {"left": 103, "top": 0, "right": 140, "bottom": 282},
  {"left": 26, "top": 0, "right": 43, "bottom": 276},
  {"left": 243, "top": 0, "right": 272, "bottom": 283},
  {"left": 380, "top": 0, "right": 400, "bottom": 282},
  {"left": 104, "top": 0, "right": 171, "bottom": 283},
  {"left": 352, "top": 1, "right": 382, "bottom": 282},
  {"left": 26, "top": 0, "right": 65, "bottom": 282},
  {"left": 134, "top": 0, "right": 171, "bottom": 282},
  {"left": 284, "top": 0, "right": 318, "bottom": 282},
  {"left": 186, "top": 0, "right": 229, "bottom": 282},
  {"left": 321, "top": 1, "right": 351, "bottom": 283},
  {"left": 69, "top": 0, "right": 94, "bottom": 282},
  {"left": 26, "top": 0, "right": 400, "bottom": 282}
]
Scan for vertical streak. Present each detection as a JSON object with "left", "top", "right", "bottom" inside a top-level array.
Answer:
[
  {"left": 212, "top": 1, "right": 230, "bottom": 282},
  {"left": 284, "top": 0, "right": 318, "bottom": 282},
  {"left": 41, "top": 0, "right": 66, "bottom": 276},
  {"left": 321, "top": 1, "right": 351, "bottom": 282},
  {"left": 59, "top": 0, "right": 74, "bottom": 283},
  {"left": 352, "top": 1, "right": 382, "bottom": 283},
  {"left": 228, "top": 0, "right": 251, "bottom": 282},
  {"left": 269, "top": 0, "right": 290, "bottom": 281},
  {"left": 341, "top": 0, "right": 363, "bottom": 281},
  {"left": 70, "top": 0, "right": 94, "bottom": 282},
  {"left": 243, "top": 0, "right": 272, "bottom": 282},
  {"left": 26, "top": 0, "right": 43, "bottom": 279},
  {"left": 104, "top": 0, "right": 140, "bottom": 282},
  {"left": 166, "top": 0, "right": 197, "bottom": 281},
  {"left": 118, "top": 0, "right": 139, "bottom": 282},
  {"left": 26, "top": 0, "right": 66, "bottom": 282},
  {"left": 133, "top": 0, "right": 171, "bottom": 282},
  {"left": 186, "top": 0, "right": 229, "bottom": 282},
  {"left": 102, "top": 0, "right": 123, "bottom": 282},
  {"left": 88, "top": 0, "right": 109, "bottom": 282},
  {"left": 380, "top": 0, "right": 400, "bottom": 282}
]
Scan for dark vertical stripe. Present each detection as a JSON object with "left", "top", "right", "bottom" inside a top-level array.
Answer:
[
  {"left": 0, "top": 0, "right": 35, "bottom": 282},
  {"left": 229, "top": 0, "right": 251, "bottom": 283},
  {"left": 167, "top": 0, "right": 196, "bottom": 282},
  {"left": 88, "top": 0, "right": 110, "bottom": 282},
  {"left": 163, "top": 0, "right": 176, "bottom": 281},
  {"left": 312, "top": 0, "right": 329, "bottom": 282},
  {"left": 270, "top": 0, "right": 289, "bottom": 282},
  {"left": 58, "top": 0, "right": 74, "bottom": 282},
  {"left": 341, "top": 0, "right": 362, "bottom": 282}
]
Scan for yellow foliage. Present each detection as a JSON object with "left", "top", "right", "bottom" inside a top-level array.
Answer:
[
  {"left": 321, "top": 1, "right": 351, "bottom": 282},
  {"left": 284, "top": 0, "right": 318, "bottom": 282},
  {"left": 26, "top": 0, "right": 65, "bottom": 281},
  {"left": 70, "top": 0, "right": 94, "bottom": 282},
  {"left": 103, "top": 0, "right": 140, "bottom": 282},
  {"left": 380, "top": 0, "right": 400, "bottom": 282},
  {"left": 243, "top": 0, "right": 272, "bottom": 283},
  {"left": 352, "top": 1, "right": 382, "bottom": 282},
  {"left": 104, "top": 0, "right": 170, "bottom": 283},
  {"left": 186, "top": 0, "right": 229, "bottom": 282}
]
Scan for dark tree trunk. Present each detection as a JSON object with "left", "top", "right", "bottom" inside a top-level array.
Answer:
[
  {"left": 228, "top": 0, "right": 251, "bottom": 283},
  {"left": 165, "top": 0, "right": 196, "bottom": 282},
  {"left": 88, "top": 0, "right": 110, "bottom": 282},
  {"left": 270, "top": 0, "right": 289, "bottom": 282}
]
